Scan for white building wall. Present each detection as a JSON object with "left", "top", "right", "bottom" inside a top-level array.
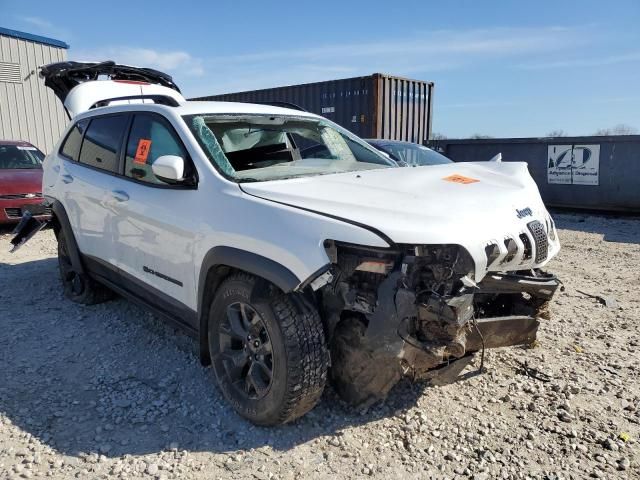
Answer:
[{"left": 0, "top": 34, "right": 68, "bottom": 153}]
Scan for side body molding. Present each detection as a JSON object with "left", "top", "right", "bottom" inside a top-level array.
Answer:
[{"left": 197, "top": 246, "right": 302, "bottom": 364}]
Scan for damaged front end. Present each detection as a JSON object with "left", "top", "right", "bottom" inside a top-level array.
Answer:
[{"left": 319, "top": 240, "right": 560, "bottom": 406}]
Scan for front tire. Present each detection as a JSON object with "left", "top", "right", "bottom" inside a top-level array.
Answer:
[
  {"left": 57, "top": 229, "right": 113, "bottom": 305},
  {"left": 208, "top": 273, "right": 328, "bottom": 425}
]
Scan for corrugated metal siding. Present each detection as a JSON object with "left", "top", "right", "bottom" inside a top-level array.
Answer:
[
  {"left": 0, "top": 34, "right": 68, "bottom": 153},
  {"left": 193, "top": 74, "right": 434, "bottom": 142}
]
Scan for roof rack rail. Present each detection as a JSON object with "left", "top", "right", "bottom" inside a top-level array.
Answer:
[
  {"left": 253, "top": 101, "right": 307, "bottom": 112},
  {"left": 90, "top": 94, "right": 180, "bottom": 110}
]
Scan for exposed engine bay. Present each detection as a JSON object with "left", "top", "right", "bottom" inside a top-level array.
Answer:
[{"left": 319, "top": 240, "right": 560, "bottom": 406}]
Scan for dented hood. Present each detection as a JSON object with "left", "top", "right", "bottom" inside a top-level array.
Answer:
[{"left": 241, "top": 161, "right": 549, "bottom": 247}]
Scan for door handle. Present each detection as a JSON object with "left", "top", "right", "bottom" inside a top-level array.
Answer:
[
  {"left": 110, "top": 190, "right": 129, "bottom": 202},
  {"left": 61, "top": 174, "right": 73, "bottom": 184}
]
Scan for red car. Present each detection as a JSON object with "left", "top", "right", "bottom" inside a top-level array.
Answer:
[{"left": 0, "top": 140, "right": 50, "bottom": 224}]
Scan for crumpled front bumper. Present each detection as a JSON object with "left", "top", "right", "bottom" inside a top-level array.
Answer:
[{"left": 364, "top": 270, "right": 560, "bottom": 383}]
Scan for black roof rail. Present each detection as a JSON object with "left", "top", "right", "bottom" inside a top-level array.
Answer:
[
  {"left": 90, "top": 94, "right": 180, "bottom": 110},
  {"left": 252, "top": 101, "right": 307, "bottom": 112}
]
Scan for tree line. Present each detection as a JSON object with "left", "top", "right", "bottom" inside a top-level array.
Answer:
[{"left": 431, "top": 123, "right": 638, "bottom": 140}]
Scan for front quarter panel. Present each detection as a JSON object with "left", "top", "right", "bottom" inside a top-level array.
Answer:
[{"left": 193, "top": 182, "right": 390, "bottom": 298}]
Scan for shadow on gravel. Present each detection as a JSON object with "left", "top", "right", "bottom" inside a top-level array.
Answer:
[
  {"left": 552, "top": 211, "right": 640, "bottom": 244},
  {"left": 0, "top": 257, "right": 437, "bottom": 460}
]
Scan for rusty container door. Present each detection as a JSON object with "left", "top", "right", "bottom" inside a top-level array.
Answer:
[{"left": 374, "top": 74, "right": 433, "bottom": 143}]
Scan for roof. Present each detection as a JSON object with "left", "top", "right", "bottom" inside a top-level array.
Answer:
[
  {"left": 173, "top": 100, "right": 318, "bottom": 117},
  {"left": 75, "top": 99, "right": 320, "bottom": 120},
  {"left": 0, "top": 27, "right": 69, "bottom": 49}
]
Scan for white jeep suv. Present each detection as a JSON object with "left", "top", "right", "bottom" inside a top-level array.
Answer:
[{"left": 15, "top": 61, "right": 561, "bottom": 425}]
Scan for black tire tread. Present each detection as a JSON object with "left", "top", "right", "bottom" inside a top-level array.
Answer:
[{"left": 271, "top": 292, "right": 329, "bottom": 423}]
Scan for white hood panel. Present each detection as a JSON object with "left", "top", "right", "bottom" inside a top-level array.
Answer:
[{"left": 242, "top": 162, "right": 560, "bottom": 279}]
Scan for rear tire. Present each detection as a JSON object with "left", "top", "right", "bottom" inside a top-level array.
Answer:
[
  {"left": 57, "top": 229, "right": 113, "bottom": 305},
  {"left": 208, "top": 273, "right": 328, "bottom": 425}
]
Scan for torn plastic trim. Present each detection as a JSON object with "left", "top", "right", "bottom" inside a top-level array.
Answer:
[
  {"left": 296, "top": 264, "right": 333, "bottom": 292},
  {"left": 476, "top": 270, "right": 560, "bottom": 301},
  {"left": 9, "top": 211, "right": 49, "bottom": 253},
  {"left": 40, "top": 61, "right": 181, "bottom": 104}
]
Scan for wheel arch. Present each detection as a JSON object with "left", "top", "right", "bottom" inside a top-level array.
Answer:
[
  {"left": 50, "top": 200, "right": 84, "bottom": 274},
  {"left": 197, "top": 246, "right": 302, "bottom": 365}
]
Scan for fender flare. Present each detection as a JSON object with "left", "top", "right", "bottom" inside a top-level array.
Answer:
[
  {"left": 51, "top": 200, "right": 84, "bottom": 274},
  {"left": 197, "top": 246, "right": 302, "bottom": 364}
]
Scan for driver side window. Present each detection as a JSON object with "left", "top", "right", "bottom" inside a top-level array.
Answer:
[{"left": 125, "top": 114, "right": 189, "bottom": 185}]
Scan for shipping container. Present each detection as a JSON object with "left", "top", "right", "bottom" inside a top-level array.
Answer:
[
  {"left": 430, "top": 135, "right": 640, "bottom": 213},
  {"left": 192, "top": 73, "right": 434, "bottom": 142}
]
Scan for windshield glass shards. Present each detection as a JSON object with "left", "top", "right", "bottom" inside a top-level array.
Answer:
[{"left": 185, "top": 114, "right": 395, "bottom": 182}]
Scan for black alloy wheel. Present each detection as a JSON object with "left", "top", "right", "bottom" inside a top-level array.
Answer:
[
  {"left": 208, "top": 273, "right": 329, "bottom": 425},
  {"left": 219, "top": 302, "right": 274, "bottom": 400}
]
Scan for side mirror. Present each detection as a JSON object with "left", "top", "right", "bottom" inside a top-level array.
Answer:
[{"left": 152, "top": 155, "right": 185, "bottom": 182}]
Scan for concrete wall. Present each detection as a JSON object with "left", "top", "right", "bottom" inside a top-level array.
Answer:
[
  {"left": 0, "top": 34, "right": 68, "bottom": 153},
  {"left": 430, "top": 136, "right": 640, "bottom": 212}
]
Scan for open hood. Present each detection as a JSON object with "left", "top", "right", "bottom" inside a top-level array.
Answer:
[{"left": 40, "top": 61, "right": 184, "bottom": 118}]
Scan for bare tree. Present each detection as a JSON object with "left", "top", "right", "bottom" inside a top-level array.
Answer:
[
  {"left": 546, "top": 129, "right": 567, "bottom": 137},
  {"left": 469, "top": 134, "right": 494, "bottom": 139},
  {"left": 431, "top": 132, "right": 448, "bottom": 140},
  {"left": 593, "top": 124, "right": 638, "bottom": 136}
]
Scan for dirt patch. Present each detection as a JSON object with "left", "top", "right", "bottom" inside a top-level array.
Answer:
[{"left": 0, "top": 212, "right": 638, "bottom": 479}]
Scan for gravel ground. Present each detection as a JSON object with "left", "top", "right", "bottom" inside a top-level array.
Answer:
[{"left": 0, "top": 212, "right": 638, "bottom": 479}]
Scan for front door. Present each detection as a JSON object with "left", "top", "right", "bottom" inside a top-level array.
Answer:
[{"left": 108, "top": 112, "right": 200, "bottom": 320}]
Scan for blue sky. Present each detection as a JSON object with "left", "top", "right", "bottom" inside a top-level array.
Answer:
[{"left": 2, "top": 0, "right": 639, "bottom": 138}]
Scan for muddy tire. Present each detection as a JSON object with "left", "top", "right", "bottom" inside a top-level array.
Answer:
[
  {"left": 57, "top": 230, "right": 113, "bottom": 305},
  {"left": 208, "top": 273, "right": 328, "bottom": 425},
  {"left": 330, "top": 317, "right": 402, "bottom": 407}
]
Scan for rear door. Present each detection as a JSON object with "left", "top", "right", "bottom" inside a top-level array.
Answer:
[
  {"left": 107, "top": 112, "right": 200, "bottom": 317},
  {"left": 58, "top": 113, "right": 129, "bottom": 266}
]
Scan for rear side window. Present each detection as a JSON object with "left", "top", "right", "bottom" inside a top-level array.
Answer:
[
  {"left": 124, "top": 114, "right": 188, "bottom": 185},
  {"left": 60, "top": 119, "right": 89, "bottom": 161},
  {"left": 79, "top": 115, "right": 128, "bottom": 172}
]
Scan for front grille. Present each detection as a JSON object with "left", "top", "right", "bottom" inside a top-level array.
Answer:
[
  {"left": 5, "top": 207, "right": 21, "bottom": 218},
  {"left": 484, "top": 243, "right": 500, "bottom": 267},
  {"left": 0, "top": 193, "right": 43, "bottom": 200},
  {"left": 502, "top": 238, "right": 517, "bottom": 263},
  {"left": 527, "top": 220, "right": 548, "bottom": 263},
  {"left": 3, "top": 206, "right": 50, "bottom": 218},
  {"left": 519, "top": 233, "right": 532, "bottom": 260}
]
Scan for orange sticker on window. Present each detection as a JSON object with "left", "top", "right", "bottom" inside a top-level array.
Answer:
[
  {"left": 134, "top": 139, "right": 152, "bottom": 164},
  {"left": 442, "top": 174, "right": 479, "bottom": 184}
]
